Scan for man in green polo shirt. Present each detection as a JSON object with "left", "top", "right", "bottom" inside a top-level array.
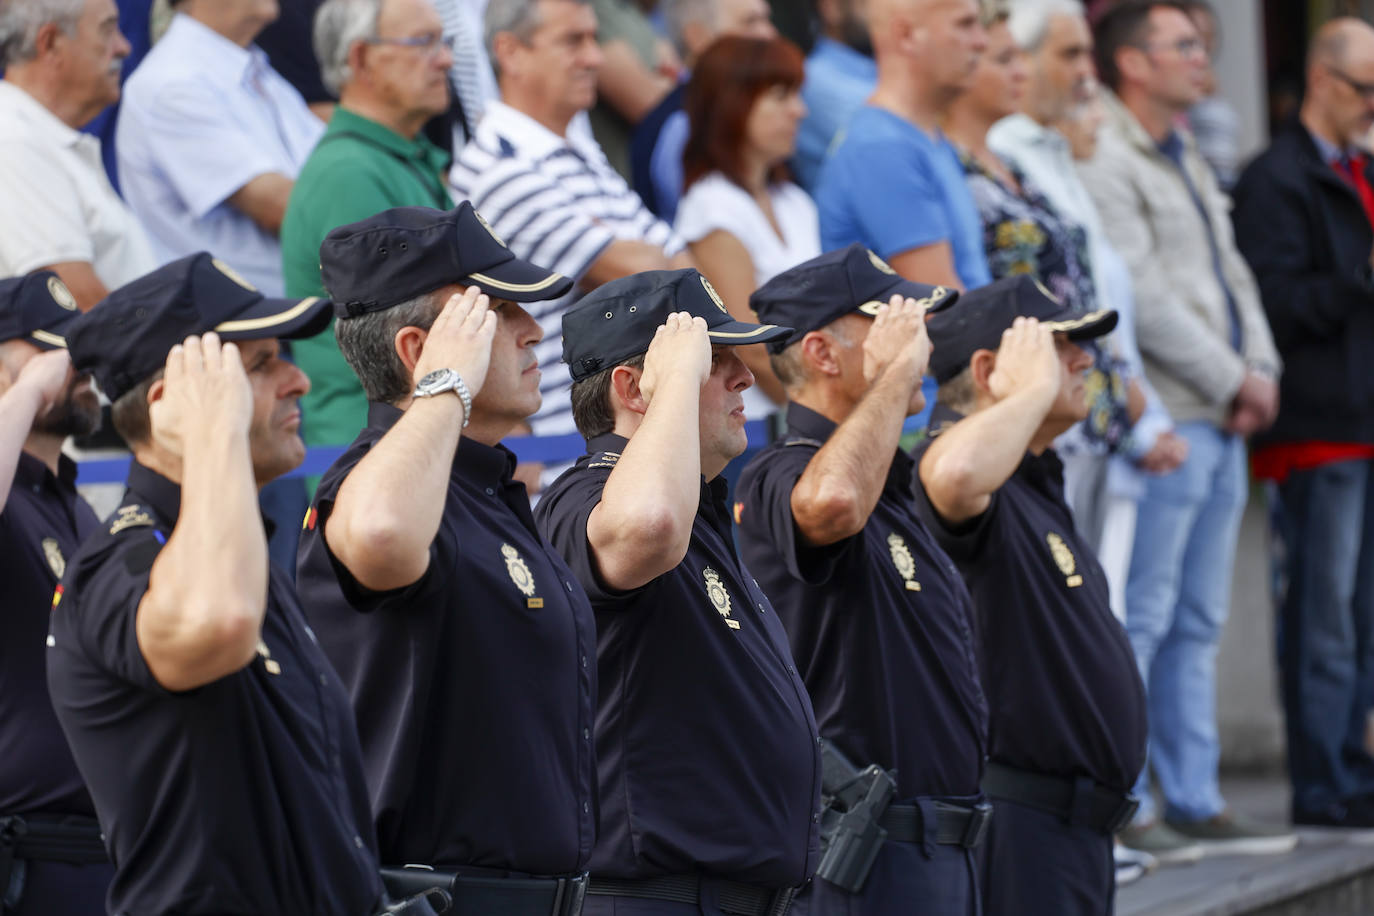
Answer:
[{"left": 281, "top": 0, "right": 455, "bottom": 455}]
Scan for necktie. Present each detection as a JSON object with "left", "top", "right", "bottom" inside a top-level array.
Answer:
[{"left": 1337, "top": 153, "right": 1374, "bottom": 229}]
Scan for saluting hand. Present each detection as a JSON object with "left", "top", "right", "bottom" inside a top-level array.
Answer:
[
  {"left": 862, "top": 293, "right": 931, "bottom": 387},
  {"left": 412, "top": 286, "right": 499, "bottom": 400},
  {"left": 14, "top": 349, "right": 73, "bottom": 417},
  {"left": 988, "top": 317, "right": 1060, "bottom": 403},
  {"left": 149, "top": 333, "right": 253, "bottom": 458},
  {"left": 639, "top": 311, "right": 711, "bottom": 405}
]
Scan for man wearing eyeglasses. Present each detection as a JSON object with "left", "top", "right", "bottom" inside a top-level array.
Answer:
[
  {"left": 1232, "top": 17, "right": 1374, "bottom": 831},
  {"left": 1078, "top": 0, "right": 1293, "bottom": 858},
  {"left": 281, "top": 0, "right": 457, "bottom": 470}
]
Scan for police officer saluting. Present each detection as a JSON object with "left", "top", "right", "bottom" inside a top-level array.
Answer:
[
  {"left": 0, "top": 272, "right": 111, "bottom": 915},
  {"left": 736, "top": 245, "right": 989, "bottom": 915},
  {"left": 295, "top": 204, "right": 597, "bottom": 913},
  {"left": 912, "top": 277, "right": 1147, "bottom": 915},
  {"left": 535, "top": 270, "right": 822, "bottom": 916},
  {"left": 45, "top": 255, "right": 438, "bottom": 916}
]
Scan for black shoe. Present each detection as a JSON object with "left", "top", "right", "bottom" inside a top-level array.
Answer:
[{"left": 1293, "top": 799, "right": 1374, "bottom": 828}]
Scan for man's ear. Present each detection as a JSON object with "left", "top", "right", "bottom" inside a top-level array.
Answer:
[
  {"left": 346, "top": 38, "right": 369, "bottom": 83},
  {"left": 609, "top": 364, "right": 647, "bottom": 416},
  {"left": 969, "top": 349, "right": 997, "bottom": 394},
  {"left": 394, "top": 325, "right": 428, "bottom": 376},
  {"left": 1116, "top": 45, "right": 1150, "bottom": 88},
  {"left": 33, "top": 21, "right": 63, "bottom": 59},
  {"left": 492, "top": 31, "right": 523, "bottom": 80},
  {"left": 799, "top": 330, "right": 843, "bottom": 378},
  {"left": 146, "top": 377, "right": 166, "bottom": 405}
]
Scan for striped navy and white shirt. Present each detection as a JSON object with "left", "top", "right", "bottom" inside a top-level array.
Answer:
[{"left": 450, "top": 101, "right": 684, "bottom": 438}]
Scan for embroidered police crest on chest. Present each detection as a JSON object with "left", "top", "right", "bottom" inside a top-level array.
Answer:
[
  {"left": 1046, "top": 532, "right": 1083, "bottom": 588},
  {"left": 887, "top": 532, "right": 921, "bottom": 592},
  {"left": 502, "top": 543, "right": 542, "bottom": 606},
  {"left": 703, "top": 566, "right": 740, "bottom": 629},
  {"left": 41, "top": 537, "right": 65, "bottom": 579}
]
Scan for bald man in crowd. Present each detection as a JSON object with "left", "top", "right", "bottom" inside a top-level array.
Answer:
[{"left": 1233, "top": 17, "right": 1374, "bottom": 830}]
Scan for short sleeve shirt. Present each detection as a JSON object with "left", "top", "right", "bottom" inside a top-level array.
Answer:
[
  {"left": 815, "top": 105, "right": 992, "bottom": 290},
  {"left": 281, "top": 107, "right": 453, "bottom": 451},
  {"left": 0, "top": 82, "right": 157, "bottom": 288},
  {"left": 794, "top": 38, "right": 876, "bottom": 192},
  {"left": 45, "top": 462, "right": 384, "bottom": 916},
  {"left": 295, "top": 403, "right": 598, "bottom": 873},
  {"left": 734, "top": 405, "right": 987, "bottom": 800},
  {"left": 535, "top": 435, "right": 822, "bottom": 886},
  {"left": 910, "top": 407, "right": 1148, "bottom": 791},
  {"left": 450, "top": 102, "right": 683, "bottom": 438},
  {"left": 1, "top": 453, "right": 98, "bottom": 816},
  {"left": 116, "top": 14, "right": 325, "bottom": 295}
]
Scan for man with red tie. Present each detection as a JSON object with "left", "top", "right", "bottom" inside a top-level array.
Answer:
[{"left": 1233, "top": 16, "right": 1374, "bottom": 829}]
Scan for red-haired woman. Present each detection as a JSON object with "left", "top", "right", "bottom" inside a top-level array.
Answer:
[{"left": 677, "top": 35, "right": 820, "bottom": 413}]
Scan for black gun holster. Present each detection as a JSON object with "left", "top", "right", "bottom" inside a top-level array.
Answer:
[
  {"left": 381, "top": 864, "right": 586, "bottom": 916},
  {"left": 814, "top": 740, "right": 897, "bottom": 895}
]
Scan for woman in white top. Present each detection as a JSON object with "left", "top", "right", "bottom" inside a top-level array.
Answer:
[{"left": 676, "top": 35, "right": 821, "bottom": 416}]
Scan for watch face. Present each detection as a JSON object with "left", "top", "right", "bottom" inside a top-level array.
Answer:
[{"left": 417, "top": 369, "right": 454, "bottom": 394}]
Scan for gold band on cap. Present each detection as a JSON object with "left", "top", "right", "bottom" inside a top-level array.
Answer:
[
  {"left": 1042, "top": 309, "right": 1112, "bottom": 333},
  {"left": 707, "top": 324, "right": 782, "bottom": 339},
  {"left": 467, "top": 271, "right": 566, "bottom": 294},
  {"left": 215, "top": 297, "right": 322, "bottom": 334},
  {"left": 30, "top": 329, "right": 67, "bottom": 347}
]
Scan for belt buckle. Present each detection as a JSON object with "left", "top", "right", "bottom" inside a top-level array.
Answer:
[
  {"left": 1106, "top": 795, "right": 1141, "bottom": 835},
  {"left": 961, "top": 802, "right": 994, "bottom": 848},
  {"left": 553, "top": 872, "right": 588, "bottom": 916}
]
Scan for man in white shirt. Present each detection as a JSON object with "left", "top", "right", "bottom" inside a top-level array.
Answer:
[
  {"left": 450, "top": 0, "right": 689, "bottom": 440},
  {"left": 0, "top": 0, "right": 157, "bottom": 309},
  {"left": 116, "top": 0, "right": 325, "bottom": 295}
]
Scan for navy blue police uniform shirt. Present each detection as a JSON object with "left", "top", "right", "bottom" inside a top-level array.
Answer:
[
  {"left": 1, "top": 453, "right": 98, "bottom": 817},
  {"left": 296, "top": 402, "right": 597, "bottom": 874},
  {"left": 535, "top": 434, "right": 823, "bottom": 886},
  {"left": 910, "top": 405, "right": 1148, "bottom": 792},
  {"left": 45, "top": 462, "right": 384, "bottom": 916},
  {"left": 735, "top": 404, "right": 988, "bottom": 800}
]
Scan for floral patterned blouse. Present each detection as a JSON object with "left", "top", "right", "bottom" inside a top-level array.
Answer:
[{"left": 960, "top": 149, "right": 1135, "bottom": 455}]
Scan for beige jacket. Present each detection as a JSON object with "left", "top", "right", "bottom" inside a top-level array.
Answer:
[{"left": 1079, "top": 92, "right": 1280, "bottom": 427}]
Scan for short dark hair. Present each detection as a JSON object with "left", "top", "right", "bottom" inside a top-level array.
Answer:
[
  {"left": 334, "top": 291, "right": 443, "bottom": 404},
  {"left": 1092, "top": 0, "right": 1188, "bottom": 92},
  {"left": 109, "top": 370, "right": 163, "bottom": 446},
  {"left": 569, "top": 353, "right": 645, "bottom": 439}
]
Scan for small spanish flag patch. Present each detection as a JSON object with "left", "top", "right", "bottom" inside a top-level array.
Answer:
[
  {"left": 733, "top": 502, "right": 744, "bottom": 525},
  {"left": 302, "top": 507, "right": 317, "bottom": 531},
  {"left": 51, "top": 585, "right": 63, "bottom": 610}
]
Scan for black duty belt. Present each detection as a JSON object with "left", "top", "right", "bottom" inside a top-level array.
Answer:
[
  {"left": 982, "top": 762, "right": 1139, "bottom": 835},
  {"left": 381, "top": 865, "right": 586, "bottom": 916},
  {"left": 0, "top": 814, "right": 106, "bottom": 864},
  {"left": 879, "top": 800, "right": 993, "bottom": 848},
  {"left": 588, "top": 875, "right": 796, "bottom": 916}
]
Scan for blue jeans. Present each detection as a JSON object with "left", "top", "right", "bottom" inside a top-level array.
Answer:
[
  {"left": 1276, "top": 459, "right": 1374, "bottom": 814},
  {"left": 1126, "top": 422, "right": 1246, "bottom": 823}
]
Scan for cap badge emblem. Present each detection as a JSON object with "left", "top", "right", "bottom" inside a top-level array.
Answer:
[
  {"left": 502, "top": 543, "right": 538, "bottom": 600},
  {"left": 700, "top": 276, "right": 728, "bottom": 314},
  {"left": 212, "top": 258, "right": 258, "bottom": 292},
  {"left": 474, "top": 210, "right": 507, "bottom": 248},
  {"left": 42, "top": 537, "right": 65, "bottom": 578},
  {"left": 703, "top": 566, "right": 740, "bottom": 629},
  {"left": 46, "top": 276, "right": 78, "bottom": 311},
  {"left": 256, "top": 639, "right": 281, "bottom": 675},
  {"left": 868, "top": 250, "right": 897, "bottom": 276},
  {"left": 1046, "top": 532, "right": 1082, "bottom": 587},
  {"left": 887, "top": 533, "right": 921, "bottom": 592}
]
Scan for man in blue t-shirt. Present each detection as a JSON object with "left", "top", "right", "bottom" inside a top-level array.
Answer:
[{"left": 815, "top": 0, "right": 990, "bottom": 292}]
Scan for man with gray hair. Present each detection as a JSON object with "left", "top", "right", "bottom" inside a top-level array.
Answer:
[
  {"left": 449, "top": 0, "right": 689, "bottom": 453},
  {"left": 629, "top": 0, "right": 776, "bottom": 220},
  {"left": 280, "top": 0, "right": 456, "bottom": 462},
  {"left": 0, "top": 0, "right": 157, "bottom": 308}
]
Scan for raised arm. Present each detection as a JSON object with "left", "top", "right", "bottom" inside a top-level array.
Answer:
[
  {"left": 919, "top": 318, "right": 1061, "bottom": 525},
  {"left": 0, "top": 349, "right": 72, "bottom": 512},
  {"left": 324, "top": 287, "right": 497, "bottom": 592},
  {"left": 135, "top": 334, "right": 269, "bottom": 692},
  {"left": 586, "top": 313, "right": 712, "bottom": 590},
  {"left": 791, "top": 296, "right": 931, "bottom": 545}
]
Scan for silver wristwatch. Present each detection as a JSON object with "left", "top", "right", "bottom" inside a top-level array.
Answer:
[{"left": 412, "top": 368, "right": 472, "bottom": 426}]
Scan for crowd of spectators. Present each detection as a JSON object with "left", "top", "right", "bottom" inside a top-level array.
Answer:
[{"left": 8, "top": 0, "right": 1374, "bottom": 907}]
